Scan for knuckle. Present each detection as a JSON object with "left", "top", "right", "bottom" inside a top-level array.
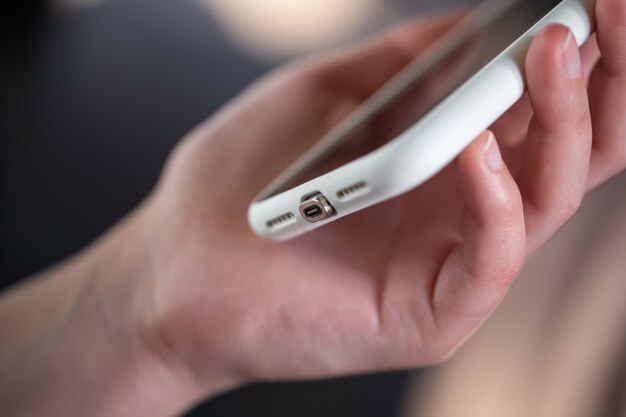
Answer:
[
  {"left": 527, "top": 193, "right": 583, "bottom": 227},
  {"left": 556, "top": 197, "right": 583, "bottom": 224}
]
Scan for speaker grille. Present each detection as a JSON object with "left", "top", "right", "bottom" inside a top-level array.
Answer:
[
  {"left": 337, "top": 181, "right": 369, "bottom": 200},
  {"left": 266, "top": 212, "right": 296, "bottom": 229}
]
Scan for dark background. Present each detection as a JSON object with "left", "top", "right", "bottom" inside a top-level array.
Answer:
[{"left": 0, "top": 0, "right": 464, "bottom": 415}]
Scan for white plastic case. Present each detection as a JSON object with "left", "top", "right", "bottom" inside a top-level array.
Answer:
[{"left": 248, "top": 0, "right": 596, "bottom": 241}]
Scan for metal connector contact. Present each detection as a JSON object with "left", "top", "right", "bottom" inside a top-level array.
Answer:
[{"left": 299, "top": 192, "right": 335, "bottom": 223}]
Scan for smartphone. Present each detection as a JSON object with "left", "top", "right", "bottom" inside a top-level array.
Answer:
[{"left": 248, "top": 0, "right": 596, "bottom": 241}]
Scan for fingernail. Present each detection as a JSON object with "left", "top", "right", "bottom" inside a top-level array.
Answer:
[
  {"left": 562, "top": 31, "right": 582, "bottom": 79},
  {"left": 482, "top": 132, "right": 503, "bottom": 173}
]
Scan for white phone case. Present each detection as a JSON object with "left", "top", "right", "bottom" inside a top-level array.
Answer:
[{"left": 249, "top": 0, "right": 596, "bottom": 241}]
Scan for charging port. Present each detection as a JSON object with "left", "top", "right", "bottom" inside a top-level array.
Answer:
[
  {"left": 299, "top": 192, "right": 336, "bottom": 223},
  {"left": 303, "top": 205, "right": 323, "bottom": 219}
]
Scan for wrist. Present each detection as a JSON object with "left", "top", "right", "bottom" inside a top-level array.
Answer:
[
  {"left": 82, "top": 200, "right": 241, "bottom": 413},
  {"left": 0, "top": 198, "right": 238, "bottom": 417}
]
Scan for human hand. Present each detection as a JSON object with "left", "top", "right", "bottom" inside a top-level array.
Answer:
[
  {"left": 131, "top": 0, "right": 626, "bottom": 400},
  {"left": 6, "top": 3, "right": 625, "bottom": 417}
]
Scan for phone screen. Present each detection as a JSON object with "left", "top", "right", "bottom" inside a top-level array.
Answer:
[{"left": 257, "top": 0, "right": 561, "bottom": 201}]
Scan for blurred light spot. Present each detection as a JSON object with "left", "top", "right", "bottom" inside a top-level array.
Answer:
[{"left": 196, "top": 0, "right": 381, "bottom": 58}]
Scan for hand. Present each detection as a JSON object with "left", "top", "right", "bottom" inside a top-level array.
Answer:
[
  {"left": 2, "top": 2, "right": 625, "bottom": 416},
  {"left": 137, "top": 0, "right": 625, "bottom": 392}
]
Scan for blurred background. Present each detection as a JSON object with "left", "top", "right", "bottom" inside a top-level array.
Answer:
[{"left": 1, "top": 1, "right": 625, "bottom": 416}]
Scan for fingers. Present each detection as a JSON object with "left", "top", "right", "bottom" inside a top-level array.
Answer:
[
  {"left": 433, "top": 132, "right": 525, "bottom": 339},
  {"left": 431, "top": 24, "right": 596, "bottom": 345},
  {"left": 302, "top": 11, "right": 466, "bottom": 98},
  {"left": 518, "top": 24, "right": 592, "bottom": 252},
  {"left": 587, "top": 0, "right": 626, "bottom": 189},
  {"left": 489, "top": 35, "right": 599, "bottom": 173},
  {"left": 490, "top": 37, "right": 599, "bottom": 151}
]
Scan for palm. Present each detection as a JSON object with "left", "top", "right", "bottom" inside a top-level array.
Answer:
[{"left": 158, "top": 53, "right": 480, "bottom": 380}]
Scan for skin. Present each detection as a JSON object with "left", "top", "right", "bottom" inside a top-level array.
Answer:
[{"left": 1, "top": 0, "right": 625, "bottom": 415}]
